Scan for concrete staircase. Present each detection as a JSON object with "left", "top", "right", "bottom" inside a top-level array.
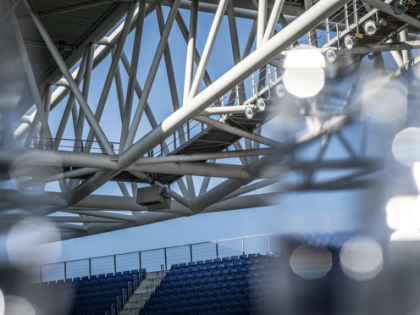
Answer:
[{"left": 119, "top": 271, "right": 167, "bottom": 315}]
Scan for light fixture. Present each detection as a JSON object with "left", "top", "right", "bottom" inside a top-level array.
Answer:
[
  {"left": 343, "top": 35, "right": 355, "bottom": 50},
  {"left": 283, "top": 49, "right": 325, "bottom": 98},
  {"left": 275, "top": 84, "right": 286, "bottom": 98},
  {"left": 363, "top": 20, "right": 377, "bottom": 36},
  {"left": 245, "top": 106, "right": 254, "bottom": 119},
  {"left": 325, "top": 49, "right": 337, "bottom": 63},
  {"left": 393, "top": 0, "right": 406, "bottom": 15},
  {"left": 256, "top": 99, "right": 266, "bottom": 111}
]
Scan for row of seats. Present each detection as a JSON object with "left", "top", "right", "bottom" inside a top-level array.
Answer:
[
  {"left": 166, "top": 254, "right": 280, "bottom": 275},
  {"left": 141, "top": 306, "right": 268, "bottom": 315},
  {"left": 148, "top": 282, "right": 278, "bottom": 306},
  {"left": 157, "top": 277, "right": 276, "bottom": 291},
  {"left": 38, "top": 269, "right": 146, "bottom": 287},
  {"left": 170, "top": 253, "right": 279, "bottom": 266},
  {"left": 150, "top": 285, "right": 276, "bottom": 303},
  {"left": 141, "top": 305, "right": 265, "bottom": 315},
  {"left": 142, "top": 253, "right": 280, "bottom": 315},
  {"left": 163, "top": 268, "right": 277, "bottom": 282},
  {"left": 150, "top": 289, "right": 274, "bottom": 302},
  {"left": 32, "top": 269, "right": 147, "bottom": 315}
]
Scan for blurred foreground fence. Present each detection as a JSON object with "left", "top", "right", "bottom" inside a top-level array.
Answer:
[{"left": 35, "top": 233, "right": 283, "bottom": 283}]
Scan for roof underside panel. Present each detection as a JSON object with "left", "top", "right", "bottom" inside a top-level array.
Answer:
[{"left": 0, "top": 0, "right": 130, "bottom": 118}]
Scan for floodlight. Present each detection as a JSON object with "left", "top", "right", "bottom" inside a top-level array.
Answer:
[
  {"left": 363, "top": 20, "right": 377, "bottom": 36},
  {"left": 275, "top": 84, "right": 286, "bottom": 98},
  {"left": 256, "top": 99, "right": 266, "bottom": 111},
  {"left": 344, "top": 35, "right": 355, "bottom": 50},
  {"left": 325, "top": 49, "right": 337, "bottom": 63},
  {"left": 393, "top": 0, "right": 406, "bottom": 15},
  {"left": 245, "top": 106, "right": 254, "bottom": 119}
]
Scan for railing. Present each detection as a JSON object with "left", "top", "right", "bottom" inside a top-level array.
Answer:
[
  {"left": 18, "top": 61, "right": 283, "bottom": 159},
  {"left": 16, "top": 0, "right": 384, "bottom": 161},
  {"left": 33, "top": 232, "right": 283, "bottom": 283},
  {"left": 317, "top": 0, "right": 393, "bottom": 49}
]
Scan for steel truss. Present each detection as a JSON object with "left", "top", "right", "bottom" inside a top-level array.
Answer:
[{"left": 0, "top": 0, "right": 417, "bottom": 239}]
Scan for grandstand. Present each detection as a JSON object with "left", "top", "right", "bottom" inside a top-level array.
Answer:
[
  {"left": 29, "top": 234, "right": 290, "bottom": 315},
  {"left": 141, "top": 253, "right": 282, "bottom": 315},
  {"left": 30, "top": 270, "right": 145, "bottom": 315},
  {"left": 30, "top": 251, "right": 284, "bottom": 315}
]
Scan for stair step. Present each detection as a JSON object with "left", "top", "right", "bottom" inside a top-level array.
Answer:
[{"left": 121, "top": 271, "right": 163, "bottom": 314}]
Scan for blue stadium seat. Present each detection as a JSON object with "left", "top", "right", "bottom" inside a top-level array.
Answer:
[
  {"left": 90, "top": 279, "right": 99, "bottom": 286},
  {"left": 117, "top": 282, "right": 127, "bottom": 289},
  {"left": 122, "top": 274, "right": 133, "bottom": 281},
  {"left": 86, "top": 292, "right": 95, "bottom": 299},
  {"left": 106, "top": 276, "right": 116, "bottom": 283},
  {"left": 84, "top": 286, "right": 93, "bottom": 292}
]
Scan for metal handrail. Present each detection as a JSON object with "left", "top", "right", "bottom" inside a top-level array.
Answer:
[{"left": 36, "top": 232, "right": 279, "bottom": 283}]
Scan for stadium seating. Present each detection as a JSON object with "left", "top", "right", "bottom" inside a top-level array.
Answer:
[
  {"left": 31, "top": 269, "right": 146, "bottom": 315},
  {"left": 140, "top": 252, "right": 281, "bottom": 315}
]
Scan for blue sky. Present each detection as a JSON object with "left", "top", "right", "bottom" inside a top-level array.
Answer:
[{"left": 17, "top": 6, "right": 416, "bottom": 267}]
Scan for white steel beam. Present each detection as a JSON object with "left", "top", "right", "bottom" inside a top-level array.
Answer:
[
  {"left": 262, "top": 0, "right": 285, "bottom": 45},
  {"left": 69, "top": 0, "right": 352, "bottom": 205},
  {"left": 0, "top": 190, "right": 191, "bottom": 214},
  {"left": 0, "top": 148, "right": 281, "bottom": 167},
  {"left": 400, "top": 29, "right": 411, "bottom": 64},
  {"left": 0, "top": 0, "right": 22, "bottom": 26},
  {"left": 10, "top": 9, "right": 53, "bottom": 149},
  {"left": 84, "top": 0, "right": 137, "bottom": 153},
  {"left": 363, "top": 0, "right": 420, "bottom": 31},
  {"left": 120, "top": 0, "right": 146, "bottom": 150},
  {"left": 22, "top": 0, "right": 115, "bottom": 155},
  {"left": 199, "top": 159, "right": 216, "bottom": 196},
  {"left": 18, "top": 167, "right": 101, "bottom": 188},
  {"left": 257, "top": 0, "right": 267, "bottom": 49},
  {"left": 54, "top": 49, "right": 89, "bottom": 150},
  {"left": 187, "top": 0, "right": 230, "bottom": 101},
  {"left": 183, "top": 0, "right": 198, "bottom": 105},
  {"left": 194, "top": 116, "right": 284, "bottom": 149},
  {"left": 64, "top": 210, "right": 137, "bottom": 223},
  {"left": 123, "top": 0, "right": 182, "bottom": 152}
]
